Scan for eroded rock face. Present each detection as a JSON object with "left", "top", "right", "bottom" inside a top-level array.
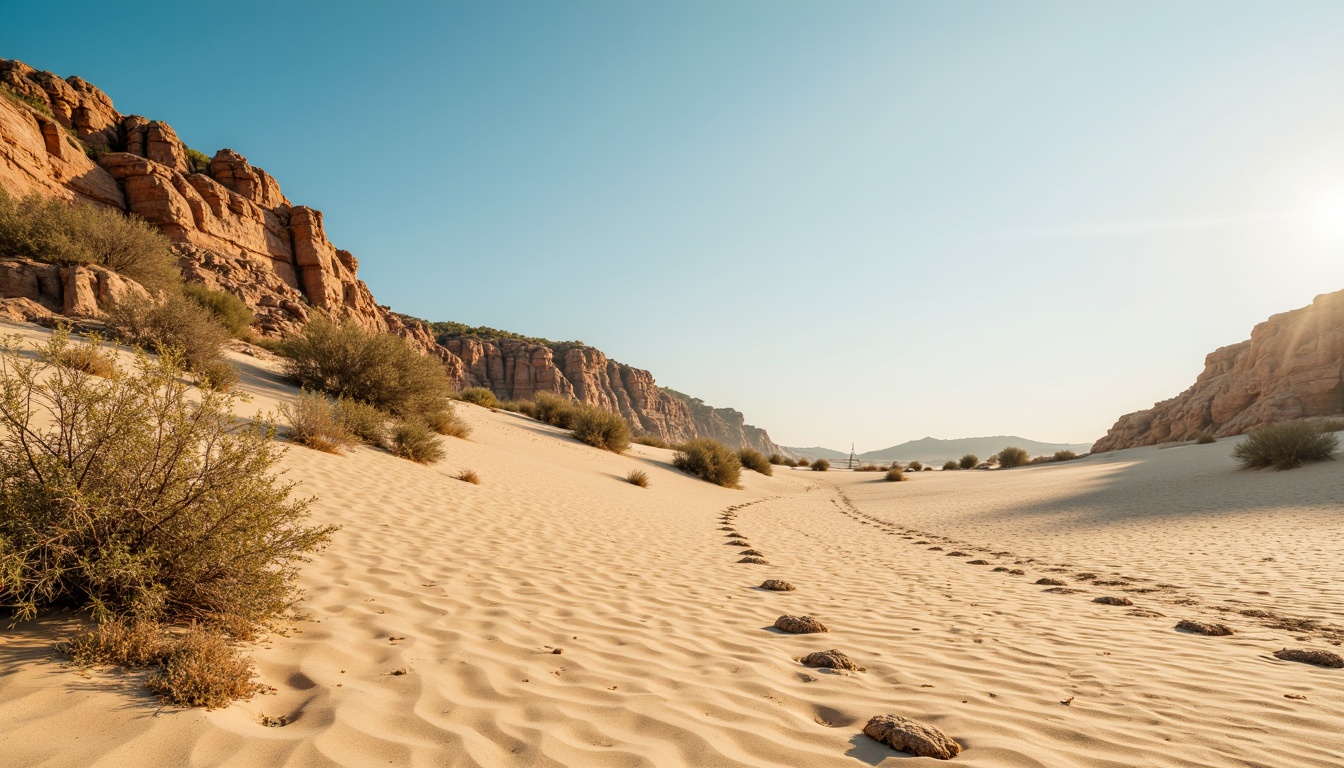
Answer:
[
  {"left": 0, "top": 258, "right": 148, "bottom": 318},
  {"left": 1094, "top": 289, "right": 1344, "bottom": 452}
]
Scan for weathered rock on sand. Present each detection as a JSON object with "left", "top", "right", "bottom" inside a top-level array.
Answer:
[
  {"left": 774, "top": 615, "right": 829, "bottom": 634},
  {"left": 759, "top": 579, "right": 796, "bottom": 591},
  {"left": 1273, "top": 648, "right": 1344, "bottom": 668},
  {"left": 799, "top": 650, "right": 860, "bottom": 671},
  {"left": 1093, "top": 596, "right": 1134, "bottom": 606},
  {"left": 1036, "top": 578, "right": 1066, "bottom": 586},
  {"left": 1094, "top": 288, "right": 1344, "bottom": 452},
  {"left": 739, "top": 556, "right": 770, "bottom": 564},
  {"left": 1176, "top": 620, "right": 1234, "bottom": 636},
  {"left": 862, "top": 714, "right": 961, "bottom": 760}
]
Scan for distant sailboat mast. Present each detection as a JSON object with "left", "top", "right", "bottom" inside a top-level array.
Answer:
[{"left": 848, "top": 443, "right": 857, "bottom": 470}]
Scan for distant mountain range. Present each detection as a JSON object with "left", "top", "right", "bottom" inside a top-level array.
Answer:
[{"left": 785, "top": 436, "right": 1092, "bottom": 464}]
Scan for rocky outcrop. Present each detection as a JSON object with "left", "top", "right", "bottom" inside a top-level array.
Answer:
[
  {"left": 0, "top": 58, "right": 776, "bottom": 451},
  {"left": 1093, "top": 289, "right": 1344, "bottom": 452},
  {"left": 0, "top": 258, "right": 148, "bottom": 318}
]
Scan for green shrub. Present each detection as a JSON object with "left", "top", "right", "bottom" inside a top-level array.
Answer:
[
  {"left": 1, "top": 85, "right": 54, "bottom": 118},
  {"left": 738, "top": 448, "right": 773, "bottom": 476},
  {"left": 942, "top": 460, "right": 958, "bottom": 470},
  {"left": 390, "top": 419, "right": 445, "bottom": 464},
  {"left": 997, "top": 446, "right": 1030, "bottom": 468},
  {"left": 41, "top": 327, "right": 116, "bottom": 377},
  {"left": 626, "top": 469, "right": 650, "bottom": 488},
  {"left": 145, "top": 627, "right": 256, "bottom": 708},
  {"left": 571, "top": 404, "right": 632, "bottom": 452},
  {"left": 183, "top": 284, "right": 254, "bottom": 339},
  {"left": 424, "top": 403, "right": 471, "bottom": 439},
  {"left": 673, "top": 438, "right": 742, "bottom": 488},
  {"left": 281, "top": 390, "right": 355, "bottom": 453},
  {"left": 1053, "top": 450, "right": 1078, "bottom": 462},
  {"left": 336, "top": 397, "right": 389, "bottom": 445},
  {"left": 959, "top": 453, "right": 978, "bottom": 470},
  {"left": 534, "top": 392, "right": 578, "bottom": 429},
  {"left": 1232, "top": 421, "right": 1338, "bottom": 470},
  {"left": 459, "top": 386, "right": 498, "bottom": 408},
  {"left": 633, "top": 434, "right": 671, "bottom": 449},
  {"left": 81, "top": 139, "right": 111, "bottom": 162},
  {"left": 811, "top": 458, "right": 830, "bottom": 471},
  {"left": 885, "top": 467, "right": 905, "bottom": 482},
  {"left": 106, "top": 292, "right": 237, "bottom": 389},
  {"left": 906, "top": 460, "right": 923, "bottom": 471},
  {"left": 279, "top": 317, "right": 452, "bottom": 417},
  {"left": 0, "top": 189, "right": 182, "bottom": 295},
  {"left": 0, "top": 332, "right": 334, "bottom": 627},
  {"left": 186, "top": 148, "right": 212, "bottom": 174}
]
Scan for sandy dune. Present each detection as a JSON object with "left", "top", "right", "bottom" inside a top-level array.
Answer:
[{"left": 1, "top": 323, "right": 1341, "bottom": 767}]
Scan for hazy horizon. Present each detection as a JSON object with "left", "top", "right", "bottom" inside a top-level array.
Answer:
[{"left": 5, "top": 1, "right": 1344, "bottom": 450}]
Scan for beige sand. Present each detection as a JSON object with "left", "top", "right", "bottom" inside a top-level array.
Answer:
[{"left": 0, "top": 322, "right": 1341, "bottom": 767}]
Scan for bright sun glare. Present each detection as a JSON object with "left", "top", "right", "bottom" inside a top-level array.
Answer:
[{"left": 1314, "top": 187, "right": 1344, "bottom": 238}]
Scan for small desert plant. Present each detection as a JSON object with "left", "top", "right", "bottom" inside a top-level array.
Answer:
[
  {"left": 1317, "top": 418, "right": 1344, "bottom": 433},
  {"left": 534, "top": 392, "right": 577, "bottom": 429},
  {"left": 0, "top": 188, "right": 182, "bottom": 295},
  {"left": 767, "top": 453, "right": 785, "bottom": 465},
  {"left": 997, "top": 446, "right": 1029, "bottom": 468},
  {"left": 497, "top": 399, "right": 538, "bottom": 418},
  {"left": 959, "top": 453, "right": 978, "bottom": 469},
  {"left": 1194, "top": 430, "right": 1217, "bottom": 444},
  {"left": 0, "top": 333, "right": 334, "bottom": 628},
  {"left": 633, "top": 434, "right": 671, "bottom": 449},
  {"left": 1053, "top": 450, "right": 1078, "bottom": 461},
  {"left": 281, "top": 390, "right": 356, "bottom": 453},
  {"left": 1, "top": 85, "right": 54, "bottom": 117},
  {"left": 737, "top": 448, "right": 773, "bottom": 476},
  {"left": 907, "top": 460, "right": 923, "bottom": 471},
  {"left": 626, "top": 469, "right": 650, "bottom": 488},
  {"left": 782, "top": 457, "right": 799, "bottom": 467},
  {"left": 458, "top": 386, "right": 498, "bottom": 408},
  {"left": 186, "top": 148, "right": 212, "bottom": 174},
  {"left": 797, "top": 458, "right": 810, "bottom": 467},
  {"left": 456, "top": 468, "right": 480, "bottom": 485},
  {"left": 41, "top": 327, "right": 116, "bottom": 377},
  {"left": 336, "top": 397, "right": 389, "bottom": 445},
  {"left": 571, "top": 404, "right": 632, "bottom": 452},
  {"left": 61, "top": 617, "right": 173, "bottom": 669},
  {"left": 424, "top": 402, "right": 471, "bottom": 439},
  {"left": 279, "top": 317, "right": 452, "bottom": 418},
  {"left": 1232, "top": 421, "right": 1338, "bottom": 470},
  {"left": 885, "top": 467, "right": 906, "bottom": 482},
  {"left": 106, "top": 292, "right": 237, "bottom": 389},
  {"left": 811, "top": 458, "right": 830, "bottom": 471},
  {"left": 673, "top": 438, "right": 742, "bottom": 488},
  {"left": 183, "top": 284, "right": 255, "bottom": 340},
  {"left": 145, "top": 627, "right": 257, "bottom": 708},
  {"left": 856, "top": 463, "right": 881, "bottom": 472},
  {"left": 390, "top": 419, "right": 446, "bottom": 464},
  {"left": 942, "top": 460, "right": 958, "bottom": 470}
]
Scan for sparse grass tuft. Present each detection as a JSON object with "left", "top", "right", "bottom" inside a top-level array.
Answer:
[
  {"left": 281, "top": 390, "right": 355, "bottom": 453},
  {"left": 737, "top": 448, "right": 773, "bottom": 476},
  {"left": 856, "top": 463, "right": 882, "bottom": 472},
  {"left": 1232, "top": 421, "right": 1338, "bottom": 470},
  {"left": 633, "top": 434, "right": 671, "bottom": 449},
  {"left": 1053, "top": 450, "right": 1078, "bottom": 462},
  {"left": 41, "top": 327, "right": 116, "bottom": 377},
  {"left": 673, "top": 439, "right": 742, "bottom": 487},
  {"left": 885, "top": 467, "right": 906, "bottom": 482},
  {"left": 424, "top": 403, "right": 471, "bottom": 439},
  {"left": 626, "top": 469, "right": 650, "bottom": 488},
  {"left": 458, "top": 387, "right": 498, "bottom": 408},
  {"left": 797, "top": 458, "right": 810, "bottom": 467},
  {"left": 996, "top": 446, "right": 1030, "bottom": 468},
  {"left": 145, "top": 627, "right": 257, "bottom": 709},
  {"left": 571, "top": 404, "right": 632, "bottom": 452},
  {"left": 811, "top": 458, "right": 830, "bottom": 472},
  {"left": 390, "top": 419, "right": 446, "bottom": 464},
  {"left": 456, "top": 468, "right": 480, "bottom": 485},
  {"left": 61, "top": 618, "right": 172, "bottom": 668}
]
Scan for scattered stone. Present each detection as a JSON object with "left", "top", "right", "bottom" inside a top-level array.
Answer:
[
  {"left": 862, "top": 714, "right": 961, "bottom": 760},
  {"left": 259, "top": 714, "right": 290, "bottom": 727},
  {"left": 1129, "top": 609, "right": 1165, "bottom": 618},
  {"left": 719, "top": 526, "right": 736, "bottom": 531},
  {"left": 774, "top": 615, "right": 829, "bottom": 634},
  {"left": 914, "top": 540, "right": 930, "bottom": 545},
  {"left": 1044, "top": 587, "right": 1084, "bottom": 594},
  {"left": 740, "top": 549, "right": 765, "bottom": 556},
  {"left": 1093, "top": 596, "right": 1134, "bottom": 606},
  {"left": 551, "top": 648, "right": 564, "bottom": 655},
  {"left": 800, "top": 649, "right": 860, "bottom": 671},
  {"left": 391, "top": 668, "right": 410, "bottom": 676},
  {"left": 1036, "top": 578, "right": 1066, "bottom": 586},
  {"left": 1273, "top": 648, "right": 1344, "bottom": 668},
  {"left": 760, "top": 579, "right": 796, "bottom": 591},
  {"left": 945, "top": 551, "right": 969, "bottom": 557},
  {"left": 928, "top": 546, "right": 944, "bottom": 551},
  {"left": 1074, "top": 573, "right": 1098, "bottom": 580},
  {"left": 1060, "top": 696, "right": 1074, "bottom": 706},
  {"left": 739, "top": 556, "right": 769, "bottom": 564},
  {"left": 726, "top": 539, "right": 750, "bottom": 546},
  {"left": 992, "top": 566, "right": 1010, "bottom": 572},
  {"left": 967, "top": 560, "right": 989, "bottom": 565},
  {"left": 1285, "top": 693, "right": 1307, "bottom": 700},
  {"left": 1093, "top": 580, "right": 1129, "bottom": 587},
  {"left": 1008, "top": 569, "right": 1026, "bottom": 575},
  {"left": 1175, "top": 620, "right": 1233, "bottom": 636}
]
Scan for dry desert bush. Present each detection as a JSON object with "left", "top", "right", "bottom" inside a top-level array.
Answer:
[
  {"left": 885, "top": 467, "right": 906, "bottom": 482},
  {"left": 282, "top": 390, "right": 356, "bottom": 453},
  {"left": 534, "top": 392, "right": 578, "bottom": 429},
  {"left": 810, "top": 458, "right": 830, "bottom": 471},
  {"left": 996, "top": 446, "right": 1030, "bottom": 468},
  {"left": 906, "top": 460, "right": 923, "bottom": 471},
  {"left": 1232, "top": 421, "right": 1338, "bottom": 470},
  {"left": 497, "top": 399, "right": 538, "bottom": 418},
  {"left": 737, "top": 448, "right": 773, "bottom": 476},
  {"left": 391, "top": 419, "right": 446, "bottom": 464},
  {"left": 959, "top": 453, "right": 978, "bottom": 469},
  {"left": 941, "top": 460, "right": 958, "bottom": 471},
  {"left": 458, "top": 386, "right": 498, "bottom": 408},
  {"left": 1195, "top": 430, "right": 1217, "bottom": 444},
  {"left": 106, "top": 292, "right": 238, "bottom": 390},
  {"left": 183, "top": 284, "right": 255, "bottom": 340},
  {"left": 41, "top": 327, "right": 116, "bottom": 377},
  {"left": 673, "top": 438, "right": 742, "bottom": 487},
  {"left": 571, "top": 404, "right": 632, "bottom": 452},
  {"left": 1053, "top": 450, "right": 1078, "bottom": 461},
  {"left": 456, "top": 468, "right": 480, "bottom": 484},
  {"left": 633, "top": 434, "right": 671, "bottom": 449},
  {"left": 626, "top": 469, "right": 650, "bottom": 487}
]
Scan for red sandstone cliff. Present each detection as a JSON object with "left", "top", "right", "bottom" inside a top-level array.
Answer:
[
  {"left": 0, "top": 59, "right": 782, "bottom": 453},
  {"left": 1092, "top": 289, "right": 1344, "bottom": 452}
]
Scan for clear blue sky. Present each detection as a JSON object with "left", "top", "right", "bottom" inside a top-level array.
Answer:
[{"left": 5, "top": 1, "right": 1344, "bottom": 450}]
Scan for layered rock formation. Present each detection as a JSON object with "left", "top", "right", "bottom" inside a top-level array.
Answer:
[
  {"left": 1093, "top": 289, "right": 1344, "bottom": 452},
  {"left": 0, "top": 58, "right": 781, "bottom": 453}
]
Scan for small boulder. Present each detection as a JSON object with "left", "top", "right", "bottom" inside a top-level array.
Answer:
[
  {"left": 863, "top": 714, "right": 961, "bottom": 760},
  {"left": 1175, "top": 620, "right": 1233, "bottom": 636},
  {"left": 739, "top": 556, "right": 769, "bottom": 564},
  {"left": 966, "top": 560, "right": 989, "bottom": 565},
  {"left": 1093, "top": 596, "right": 1133, "bottom": 606},
  {"left": 739, "top": 549, "right": 765, "bottom": 556},
  {"left": 1273, "top": 648, "right": 1344, "bottom": 668},
  {"left": 800, "top": 649, "right": 859, "bottom": 671},
  {"left": 760, "top": 579, "right": 796, "bottom": 591},
  {"left": 1036, "top": 578, "right": 1066, "bottom": 586},
  {"left": 1008, "top": 569, "right": 1026, "bottom": 575},
  {"left": 774, "top": 615, "right": 828, "bottom": 634}
]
